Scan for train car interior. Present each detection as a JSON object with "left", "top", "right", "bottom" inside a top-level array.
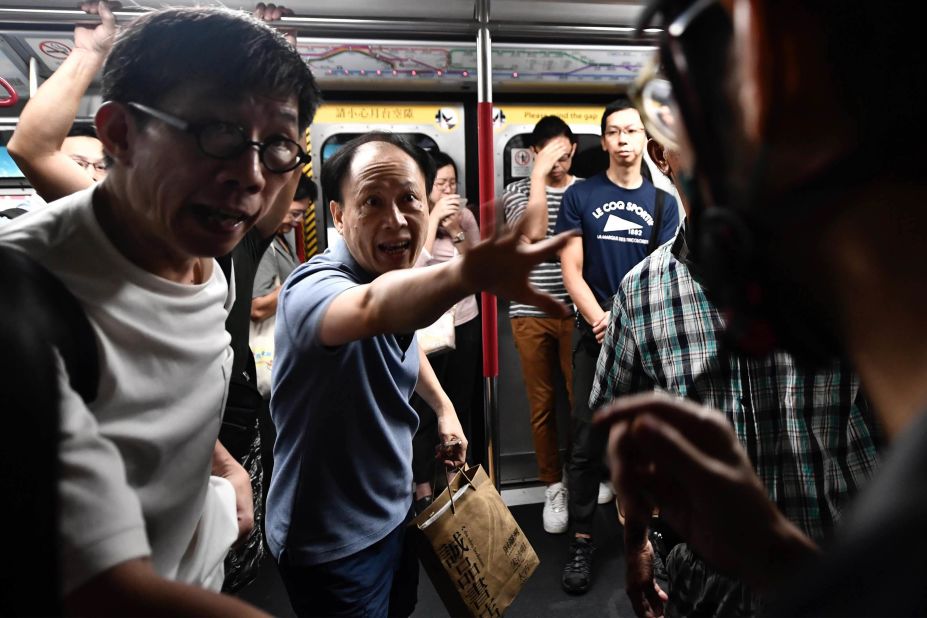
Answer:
[{"left": 0, "top": 1, "right": 684, "bottom": 615}]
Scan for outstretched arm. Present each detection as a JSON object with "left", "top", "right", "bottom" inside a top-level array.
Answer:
[
  {"left": 8, "top": 1, "right": 118, "bottom": 202},
  {"left": 318, "top": 223, "right": 576, "bottom": 347}
]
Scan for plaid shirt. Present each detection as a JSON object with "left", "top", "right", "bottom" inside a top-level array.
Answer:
[{"left": 591, "top": 229, "right": 880, "bottom": 542}]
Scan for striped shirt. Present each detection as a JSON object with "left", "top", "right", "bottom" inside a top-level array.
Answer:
[
  {"left": 502, "top": 176, "right": 578, "bottom": 317},
  {"left": 590, "top": 229, "right": 880, "bottom": 542}
]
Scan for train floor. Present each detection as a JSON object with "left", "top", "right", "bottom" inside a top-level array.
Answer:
[{"left": 238, "top": 497, "right": 638, "bottom": 617}]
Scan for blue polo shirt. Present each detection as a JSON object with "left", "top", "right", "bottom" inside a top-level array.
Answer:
[
  {"left": 554, "top": 171, "right": 679, "bottom": 303},
  {"left": 266, "top": 238, "right": 420, "bottom": 567}
]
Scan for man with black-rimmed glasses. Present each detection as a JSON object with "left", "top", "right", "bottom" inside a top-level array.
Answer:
[
  {"left": 554, "top": 99, "right": 679, "bottom": 595},
  {"left": 0, "top": 5, "right": 317, "bottom": 614}
]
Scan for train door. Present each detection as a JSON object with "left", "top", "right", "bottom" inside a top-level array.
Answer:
[
  {"left": 489, "top": 104, "right": 679, "bottom": 484},
  {"left": 490, "top": 105, "right": 604, "bottom": 483},
  {"left": 308, "top": 102, "right": 467, "bottom": 253}
]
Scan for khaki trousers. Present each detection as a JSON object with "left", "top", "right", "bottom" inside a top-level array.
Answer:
[{"left": 510, "top": 315, "right": 574, "bottom": 484}]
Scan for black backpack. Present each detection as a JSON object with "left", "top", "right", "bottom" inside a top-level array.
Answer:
[{"left": 0, "top": 245, "right": 99, "bottom": 615}]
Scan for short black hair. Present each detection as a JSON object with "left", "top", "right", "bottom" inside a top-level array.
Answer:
[
  {"left": 532, "top": 115, "right": 576, "bottom": 148},
  {"left": 102, "top": 7, "right": 321, "bottom": 131},
  {"left": 66, "top": 124, "right": 98, "bottom": 139},
  {"left": 430, "top": 151, "right": 457, "bottom": 178},
  {"left": 600, "top": 98, "right": 636, "bottom": 134},
  {"left": 293, "top": 175, "right": 318, "bottom": 203},
  {"left": 321, "top": 132, "right": 436, "bottom": 205}
]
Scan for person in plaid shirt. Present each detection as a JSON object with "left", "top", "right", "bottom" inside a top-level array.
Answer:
[{"left": 590, "top": 140, "right": 880, "bottom": 617}]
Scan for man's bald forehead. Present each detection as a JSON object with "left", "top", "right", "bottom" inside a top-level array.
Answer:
[
  {"left": 341, "top": 140, "right": 426, "bottom": 199},
  {"left": 349, "top": 140, "right": 408, "bottom": 169},
  {"left": 322, "top": 132, "right": 436, "bottom": 205}
]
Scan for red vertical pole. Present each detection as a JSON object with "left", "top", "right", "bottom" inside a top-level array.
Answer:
[
  {"left": 476, "top": 0, "right": 500, "bottom": 488},
  {"left": 478, "top": 102, "right": 497, "bottom": 379}
]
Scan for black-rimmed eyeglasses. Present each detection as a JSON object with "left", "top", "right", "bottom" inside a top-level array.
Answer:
[
  {"left": 127, "top": 102, "right": 311, "bottom": 174},
  {"left": 69, "top": 155, "right": 107, "bottom": 173}
]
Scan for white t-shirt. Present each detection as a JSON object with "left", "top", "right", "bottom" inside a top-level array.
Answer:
[{"left": 0, "top": 187, "right": 238, "bottom": 594}]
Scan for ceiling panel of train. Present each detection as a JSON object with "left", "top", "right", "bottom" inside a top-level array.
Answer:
[{"left": 0, "top": 1, "right": 658, "bottom": 117}]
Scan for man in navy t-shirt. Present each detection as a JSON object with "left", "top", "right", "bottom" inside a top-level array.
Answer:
[
  {"left": 554, "top": 99, "right": 678, "bottom": 595},
  {"left": 267, "top": 132, "right": 574, "bottom": 618}
]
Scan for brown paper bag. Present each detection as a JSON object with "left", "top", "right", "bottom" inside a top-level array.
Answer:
[{"left": 411, "top": 465, "right": 539, "bottom": 617}]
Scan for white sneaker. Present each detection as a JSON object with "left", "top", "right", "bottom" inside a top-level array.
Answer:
[
  {"left": 543, "top": 482, "right": 569, "bottom": 534},
  {"left": 597, "top": 481, "right": 614, "bottom": 505}
]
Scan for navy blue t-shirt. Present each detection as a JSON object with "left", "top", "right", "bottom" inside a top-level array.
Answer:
[
  {"left": 554, "top": 171, "right": 679, "bottom": 303},
  {"left": 266, "top": 239, "right": 420, "bottom": 567}
]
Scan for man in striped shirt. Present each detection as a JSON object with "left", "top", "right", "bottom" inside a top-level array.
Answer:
[
  {"left": 591, "top": 140, "right": 880, "bottom": 617},
  {"left": 502, "top": 116, "right": 579, "bottom": 535}
]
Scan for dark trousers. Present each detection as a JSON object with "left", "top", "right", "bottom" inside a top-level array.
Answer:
[
  {"left": 412, "top": 316, "right": 483, "bottom": 485},
  {"left": 278, "top": 513, "right": 419, "bottom": 618},
  {"left": 567, "top": 326, "right": 608, "bottom": 537}
]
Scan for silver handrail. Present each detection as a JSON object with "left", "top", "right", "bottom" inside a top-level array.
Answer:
[{"left": 0, "top": 8, "right": 659, "bottom": 44}]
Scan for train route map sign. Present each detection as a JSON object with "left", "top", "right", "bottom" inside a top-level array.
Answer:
[{"left": 297, "top": 40, "right": 656, "bottom": 87}]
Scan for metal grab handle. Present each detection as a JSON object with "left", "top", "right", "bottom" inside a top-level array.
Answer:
[{"left": 0, "top": 77, "right": 19, "bottom": 107}]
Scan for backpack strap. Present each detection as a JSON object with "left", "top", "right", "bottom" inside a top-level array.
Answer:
[
  {"left": 647, "top": 190, "right": 667, "bottom": 255},
  {"left": 0, "top": 246, "right": 99, "bottom": 403},
  {"left": 216, "top": 253, "right": 233, "bottom": 287}
]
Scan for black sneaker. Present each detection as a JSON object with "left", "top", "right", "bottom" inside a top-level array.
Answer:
[{"left": 562, "top": 536, "right": 595, "bottom": 594}]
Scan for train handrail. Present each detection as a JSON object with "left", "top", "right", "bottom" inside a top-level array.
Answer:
[
  {"left": 0, "top": 76, "right": 19, "bottom": 108},
  {"left": 0, "top": 8, "right": 659, "bottom": 45}
]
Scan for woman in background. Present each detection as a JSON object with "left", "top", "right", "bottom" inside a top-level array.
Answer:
[{"left": 411, "top": 152, "right": 482, "bottom": 512}]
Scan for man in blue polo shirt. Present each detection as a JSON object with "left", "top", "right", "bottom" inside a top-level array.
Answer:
[
  {"left": 554, "top": 99, "right": 679, "bottom": 595},
  {"left": 267, "top": 132, "right": 573, "bottom": 617}
]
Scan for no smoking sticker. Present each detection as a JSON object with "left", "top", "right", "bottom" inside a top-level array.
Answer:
[
  {"left": 511, "top": 148, "right": 534, "bottom": 178},
  {"left": 39, "top": 40, "right": 72, "bottom": 60}
]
